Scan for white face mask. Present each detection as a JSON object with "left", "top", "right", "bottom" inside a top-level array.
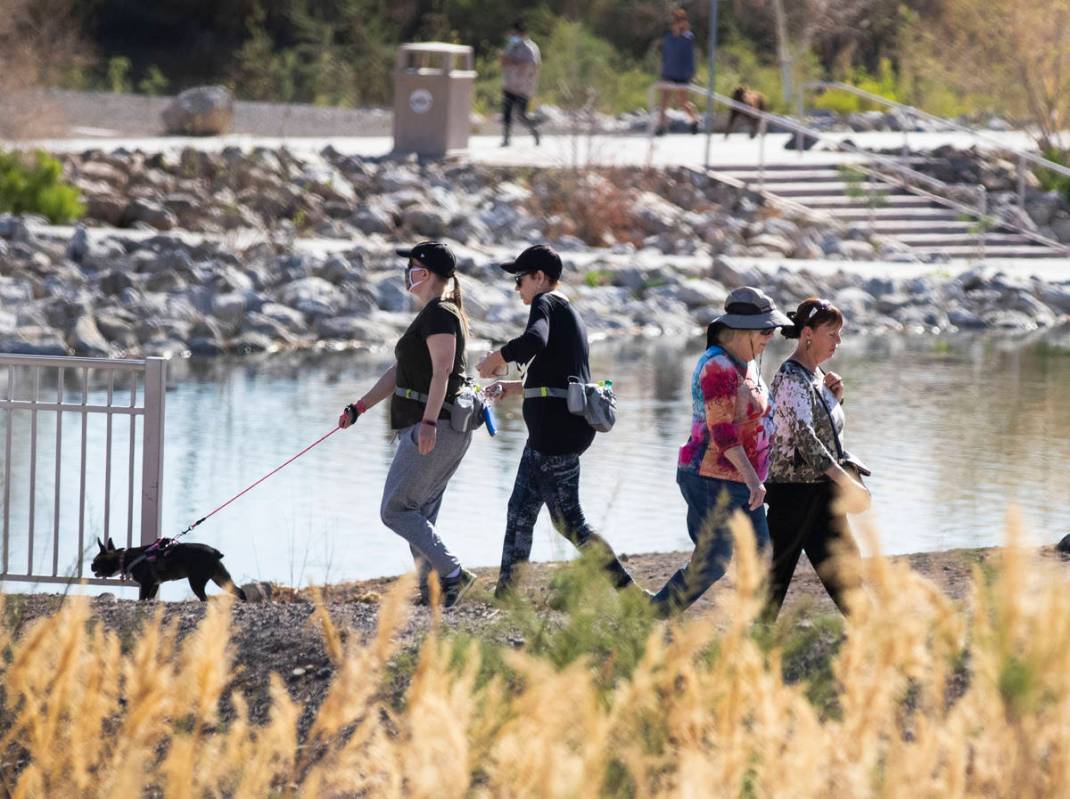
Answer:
[{"left": 405, "top": 266, "right": 428, "bottom": 295}]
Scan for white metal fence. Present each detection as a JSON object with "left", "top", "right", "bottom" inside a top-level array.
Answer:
[{"left": 0, "top": 354, "right": 166, "bottom": 586}]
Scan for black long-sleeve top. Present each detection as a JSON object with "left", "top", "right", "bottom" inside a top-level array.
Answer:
[{"left": 501, "top": 292, "right": 595, "bottom": 455}]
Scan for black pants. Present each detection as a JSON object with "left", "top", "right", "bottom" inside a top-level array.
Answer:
[
  {"left": 497, "top": 445, "right": 633, "bottom": 592},
  {"left": 764, "top": 481, "right": 861, "bottom": 619},
  {"left": 502, "top": 91, "right": 539, "bottom": 143}
]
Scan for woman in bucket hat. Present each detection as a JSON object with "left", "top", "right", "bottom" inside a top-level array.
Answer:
[{"left": 650, "top": 286, "right": 792, "bottom": 618}]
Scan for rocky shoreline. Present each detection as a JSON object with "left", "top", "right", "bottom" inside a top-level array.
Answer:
[{"left": 1, "top": 146, "right": 1068, "bottom": 359}]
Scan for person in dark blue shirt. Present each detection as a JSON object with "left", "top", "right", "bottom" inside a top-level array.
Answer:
[
  {"left": 477, "top": 245, "right": 638, "bottom": 598},
  {"left": 657, "top": 8, "right": 700, "bottom": 136}
]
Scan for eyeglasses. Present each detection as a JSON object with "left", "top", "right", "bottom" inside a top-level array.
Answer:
[
  {"left": 514, "top": 272, "right": 531, "bottom": 288},
  {"left": 758, "top": 328, "right": 776, "bottom": 338}
]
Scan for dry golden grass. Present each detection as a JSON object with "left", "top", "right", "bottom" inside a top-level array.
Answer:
[{"left": 2, "top": 509, "right": 1069, "bottom": 797}]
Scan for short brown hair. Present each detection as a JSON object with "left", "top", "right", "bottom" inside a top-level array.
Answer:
[{"left": 782, "top": 297, "right": 844, "bottom": 339}]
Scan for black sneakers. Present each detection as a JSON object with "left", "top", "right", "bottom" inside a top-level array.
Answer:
[{"left": 443, "top": 568, "right": 477, "bottom": 608}]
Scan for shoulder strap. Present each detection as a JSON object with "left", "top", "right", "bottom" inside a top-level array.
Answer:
[{"left": 784, "top": 360, "right": 845, "bottom": 461}]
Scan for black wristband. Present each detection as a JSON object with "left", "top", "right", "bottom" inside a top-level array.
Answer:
[{"left": 343, "top": 403, "right": 361, "bottom": 425}]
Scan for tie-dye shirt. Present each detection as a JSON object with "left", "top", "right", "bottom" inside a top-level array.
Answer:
[{"left": 678, "top": 346, "right": 773, "bottom": 482}]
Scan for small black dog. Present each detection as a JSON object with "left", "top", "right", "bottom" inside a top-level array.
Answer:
[{"left": 91, "top": 537, "right": 247, "bottom": 601}]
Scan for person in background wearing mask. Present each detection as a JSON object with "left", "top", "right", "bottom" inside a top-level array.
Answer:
[
  {"left": 648, "top": 287, "right": 792, "bottom": 618},
  {"left": 500, "top": 19, "right": 542, "bottom": 147},
  {"left": 338, "top": 242, "right": 476, "bottom": 608},
  {"left": 655, "top": 8, "right": 700, "bottom": 136},
  {"left": 476, "top": 245, "right": 638, "bottom": 598}
]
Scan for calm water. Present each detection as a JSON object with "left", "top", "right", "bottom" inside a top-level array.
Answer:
[{"left": 3, "top": 329, "right": 1069, "bottom": 598}]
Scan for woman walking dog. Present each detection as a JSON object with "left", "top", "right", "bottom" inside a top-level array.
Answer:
[
  {"left": 649, "top": 287, "right": 791, "bottom": 618},
  {"left": 763, "top": 297, "right": 870, "bottom": 619},
  {"left": 338, "top": 241, "right": 477, "bottom": 607}
]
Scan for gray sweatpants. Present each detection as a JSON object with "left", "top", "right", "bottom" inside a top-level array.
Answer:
[{"left": 380, "top": 423, "right": 472, "bottom": 580}]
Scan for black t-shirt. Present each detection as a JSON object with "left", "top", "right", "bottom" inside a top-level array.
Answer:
[
  {"left": 501, "top": 292, "right": 596, "bottom": 456},
  {"left": 391, "top": 299, "right": 467, "bottom": 430}
]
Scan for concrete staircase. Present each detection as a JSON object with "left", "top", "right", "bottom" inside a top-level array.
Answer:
[{"left": 709, "top": 162, "right": 1067, "bottom": 259}]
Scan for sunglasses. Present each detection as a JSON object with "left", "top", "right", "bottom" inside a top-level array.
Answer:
[
  {"left": 758, "top": 328, "right": 776, "bottom": 338},
  {"left": 514, "top": 272, "right": 533, "bottom": 288}
]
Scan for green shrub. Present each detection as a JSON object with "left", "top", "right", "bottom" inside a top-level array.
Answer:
[
  {"left": 538, "top": 19, "right": 652, "bottom": 113},
  {"left": 1036, "top": 148, "right": 1070, "bottom": 203},
  {"left": 0, "top": 149, "right": 85, "bottom": 223},
  {"left": 137, "top": 65, "right": 170, "bottom": 96},
  {"left": 812, "top": 58, "right": 901, "bottom": 114},
  {"left": 105, "top": 56, "right": 132, "bottom": 94}
]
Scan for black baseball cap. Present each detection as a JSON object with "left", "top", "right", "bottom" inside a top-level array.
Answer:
[
  {"left": 396, "top": 241, "right": 456, "bottom": 278},
  {"left": 499, "top": 244, "right": 563, "bottom": 282}
]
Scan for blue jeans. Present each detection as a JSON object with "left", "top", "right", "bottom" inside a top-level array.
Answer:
[{"left": 651, "top": 469, "right": 770, "bottom": 617}]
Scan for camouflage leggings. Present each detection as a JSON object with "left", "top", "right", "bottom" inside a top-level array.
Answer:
[{"left": 496, "top": 445, "right": 634, "bottom": 591}]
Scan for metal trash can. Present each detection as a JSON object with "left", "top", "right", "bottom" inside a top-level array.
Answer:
[{"left": 393, "top": 43, "right": 476, "bottom": 157}]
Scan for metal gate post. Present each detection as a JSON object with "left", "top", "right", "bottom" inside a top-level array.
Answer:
[{"left": 139, "top": 357, "right": 166, "bottom": 546}]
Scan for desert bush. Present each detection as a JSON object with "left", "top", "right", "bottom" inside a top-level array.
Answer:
[
  {"left": 528, "top": 169, "right": 640, "bottom": 246},
  {"left": 0, "top": 149, "right": 85, "bottom": 223},
  {"left": 0, "top": 0, "right": 92, "bottom": 138},
  {"left": 2, "top": 511, "right": 1069, "bottom": 796}
]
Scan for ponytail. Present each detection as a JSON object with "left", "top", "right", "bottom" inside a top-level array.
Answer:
[
  {"left": 448, "top": 274, "right": 470, "bottom": 334},
  {"left": 781, "top": 310, "right": 802, "bottom": 339}
]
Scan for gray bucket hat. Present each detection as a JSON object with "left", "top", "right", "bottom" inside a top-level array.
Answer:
[{"left": 710, "top": 286, "right": 792, "bottom": 329}]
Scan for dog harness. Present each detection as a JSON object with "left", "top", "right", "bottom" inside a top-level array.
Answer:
[{"left": 119, "top": 538, "right": 174, "bottom": 580}]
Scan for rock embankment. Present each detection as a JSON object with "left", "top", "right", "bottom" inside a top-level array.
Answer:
[{"left": 1, "top": 146, "right": 1068, "bottom": 358}]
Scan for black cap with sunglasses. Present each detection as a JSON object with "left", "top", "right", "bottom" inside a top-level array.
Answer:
[
  {"left": 396, "top": 241, "right": 457, "bottom": 279},
  {"left": 498, "top": 244, "right": 563, "bottom": 282}
]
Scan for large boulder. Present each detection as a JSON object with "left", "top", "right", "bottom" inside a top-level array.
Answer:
[
  {"left": 125, "top": 199, "right": 177, "bottom": 231},
  {"left": 277, "top": 276, "right": 344, "bottom": 318},
  {"left": 162, "top": 86, "right": 235, "bottom": 136},
  {"left": 71, "top": 315, "right": 111, "bottom": 357}
]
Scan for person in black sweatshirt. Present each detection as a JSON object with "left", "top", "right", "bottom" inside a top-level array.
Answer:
[{"left": 477, "top": 244, "right": 638, "bottom": 598}]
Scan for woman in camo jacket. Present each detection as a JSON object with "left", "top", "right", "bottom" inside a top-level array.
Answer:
[{"left": 764, "top": 297, "right": 870, "bottom": 620}]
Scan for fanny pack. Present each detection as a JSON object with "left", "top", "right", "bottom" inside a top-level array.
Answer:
[
  {"left": 394, "top": 384, "right": 486, "bottom": 433},
  {"left": 523, "top": 377, "right": 617, "bottom": 433}
]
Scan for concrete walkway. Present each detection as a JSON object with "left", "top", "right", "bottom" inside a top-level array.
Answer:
[{"left": 26, "top": 129, "right": 1046, "bottom": 169}]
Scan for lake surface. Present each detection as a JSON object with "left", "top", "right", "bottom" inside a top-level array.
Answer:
[{"left": 3, "top": 329, "right": 1069, "bottom": 599}]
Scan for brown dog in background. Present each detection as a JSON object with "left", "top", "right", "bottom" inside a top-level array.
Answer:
[{"left": 725, "top": 86, "right": 767, "bottom": 138}]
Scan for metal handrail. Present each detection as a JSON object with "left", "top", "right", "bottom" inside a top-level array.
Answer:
[
  {"left": 803, "top": 81, "right": 1070, "bottom": 180},
  {"left": 647, "top": 82, "right": 951, "bottom": 192},
  {"left": 645, "top": 81, "right": 1070, "bottom": 255}
]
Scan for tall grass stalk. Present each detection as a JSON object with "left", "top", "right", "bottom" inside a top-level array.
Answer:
[{"left": 1, "top": 510, "right": 1068, "bottom": 796}]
